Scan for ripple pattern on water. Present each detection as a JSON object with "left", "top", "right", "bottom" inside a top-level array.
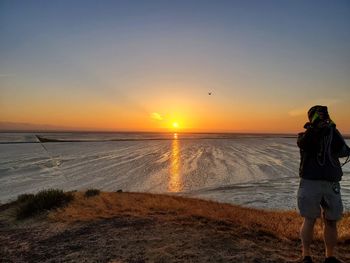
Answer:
[{"left": 0, "top": 135, "right": 349, "bottom": 211}]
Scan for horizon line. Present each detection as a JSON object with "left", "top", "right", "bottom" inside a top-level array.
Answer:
[{"left": 0, "top": 129, "right": 300, "bottom": 134}]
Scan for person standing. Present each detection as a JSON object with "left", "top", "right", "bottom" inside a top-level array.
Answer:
[{"left": 297, "top": 105, "right": 350, "bottom": 263}]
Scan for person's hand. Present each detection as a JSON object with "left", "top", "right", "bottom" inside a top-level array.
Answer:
[
  {"left": 317, "top": 120, "right": 330, "bottom": 129},
  {"left": 316, "top": 120, "right": 333, "bottom": 137}
]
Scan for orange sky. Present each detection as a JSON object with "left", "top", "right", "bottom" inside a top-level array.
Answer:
[
  {"left": 1, "top": 89, "right": 349, "bottom": 134},
  {"left": 1, "top": 1, "right": 350, "bottom": 134}
]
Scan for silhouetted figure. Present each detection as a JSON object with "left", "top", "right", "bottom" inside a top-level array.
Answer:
[{"left": 297, "top": 105, "right": 350, "bottom": 263}]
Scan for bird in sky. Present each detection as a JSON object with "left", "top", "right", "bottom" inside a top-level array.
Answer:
[{"left": 208, "top": 92, "right": 212, "bottom": 95}]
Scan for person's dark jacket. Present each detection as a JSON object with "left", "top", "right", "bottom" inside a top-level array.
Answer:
[{"left": 297, "top": 124, "right": 350, "bottom": 182}]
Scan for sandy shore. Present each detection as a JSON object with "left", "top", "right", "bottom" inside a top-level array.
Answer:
[{"left": 1, "top": 192, "right": 349, "bottom": 263}]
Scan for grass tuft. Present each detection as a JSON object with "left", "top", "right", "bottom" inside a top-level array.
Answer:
[
  {"left": 16, "top": 189, "right": 73, "bottom": 219},
  {"left": 16, "top": 193, "right": 35, "bottom": 203},
  {"left": 84, "top": 189, "right": 100, "bottom": 197}
]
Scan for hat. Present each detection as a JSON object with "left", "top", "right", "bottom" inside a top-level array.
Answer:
[{"left": 307, "top": 105, "right": 329, "bottom": 122}]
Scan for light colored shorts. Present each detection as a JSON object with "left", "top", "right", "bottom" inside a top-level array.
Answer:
[{"left": 297, "top": 178, "right": 343, "bottom": 220}]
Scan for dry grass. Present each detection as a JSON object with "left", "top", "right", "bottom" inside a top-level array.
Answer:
[
  {"left": 16, "top": 189, "right": 73, "bottom": 219},
  {"left": 50, "top": 192, "right": 350, "bottom": 241}
]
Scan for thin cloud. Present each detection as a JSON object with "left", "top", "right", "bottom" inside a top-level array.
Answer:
[
  {"left": 288, "top": 99, "right": 339, "bottom": 117},
  {"left": 150, "top": 112, "right": 163, "bottom": 121},
  {"left": 0, "top": 74, "right": 15, "bottom": 78}
]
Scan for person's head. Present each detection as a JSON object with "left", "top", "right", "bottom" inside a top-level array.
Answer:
[{"left": 307, "top": 105, "right": 330, "bottom": 124}]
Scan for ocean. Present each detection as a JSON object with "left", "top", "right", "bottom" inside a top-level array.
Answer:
[{"left": 1, "top": 132, "right": 349, "bottom": 210}]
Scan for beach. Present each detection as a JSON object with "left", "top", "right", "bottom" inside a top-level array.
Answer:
[
  {"left": 1, "top": 133, "right": 350, "bottom": 210},
  {"left": 1, "top": 133, "right": 350, "bottom": 262},
  {"left": 2, "top": 1, "right": 350, "bottom": 262},
  {"left": 1, "top": 192, "right": 350, "bottom": 263}
]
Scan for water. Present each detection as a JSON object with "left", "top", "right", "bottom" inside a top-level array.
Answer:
[{"left": 1, "top": 132, "right": 349, "bottom": 211}]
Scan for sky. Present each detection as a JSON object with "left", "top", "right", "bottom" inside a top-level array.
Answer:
[{"left": 1, "top": 0, "right": 349, "bottom": 133}]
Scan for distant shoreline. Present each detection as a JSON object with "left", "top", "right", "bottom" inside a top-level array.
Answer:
[
  {"left": 0, "top": 130, "right": 348, "bottom": 138},
  {"left": 0, "top": 132, "right": 299, "bottom": 145},
  {"left": 2, "top": 131, "right": 350, "bottom": 144},
  {"left": 0, "top": 130, "right": 297, "bottom": 135}
]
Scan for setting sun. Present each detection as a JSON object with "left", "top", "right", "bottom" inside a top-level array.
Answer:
[{"left": 1, "top": 1, "right": 350, "bottom": 261}]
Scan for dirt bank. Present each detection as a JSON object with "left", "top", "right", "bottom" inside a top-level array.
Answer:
[{"left": 1, "top": 192, "right": 349, "bottom": 263}]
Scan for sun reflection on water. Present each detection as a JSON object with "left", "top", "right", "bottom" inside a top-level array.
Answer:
[{"left": 168, "top": 133, "right": 182, "bottom": 192}]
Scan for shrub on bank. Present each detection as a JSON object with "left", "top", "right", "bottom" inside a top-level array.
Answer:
[
  {"left": 84, "top": 189, "right": 100, "bottom": 197},
  {"left": 16, "top": 189, "right": 73, "bottom": 219},
  {"left": 16, "top": 193, "right": 35, "bottom": 203}
]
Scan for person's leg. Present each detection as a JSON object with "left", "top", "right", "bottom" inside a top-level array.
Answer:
[
  {"left": 323, "top": 218, "right": 338, "bottom": 258},
  {"left": 322, "top": 181, "right": 343, "bottom": 260},
  {"left": 300, "top": 217, "right": 316, "bottom": 257}
]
